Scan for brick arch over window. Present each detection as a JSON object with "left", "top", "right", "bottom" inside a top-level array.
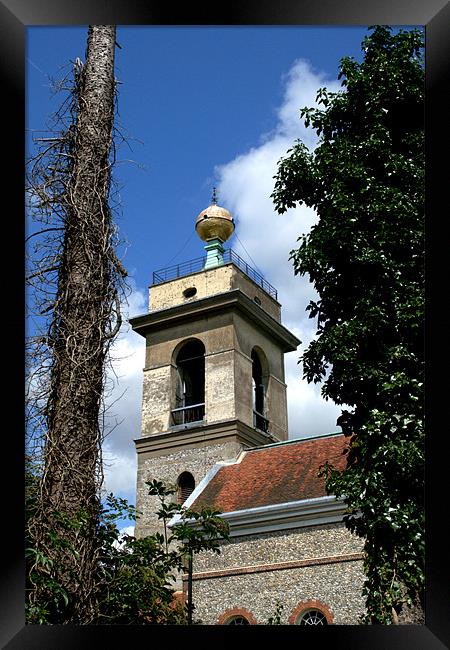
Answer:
[
  {"left": 217, "top": 607, "right": 258, "bottom": 625},
  {"left": 288, "top": 599, "right": 334, "bottom": 625}
]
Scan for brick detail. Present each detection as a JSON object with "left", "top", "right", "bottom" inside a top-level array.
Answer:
[
  {"left": 184, "top": 552, "right": 364, "bottom": 582},
  {"left": 288, "top": 599, "right": 334, "bottom": 624},
  {"left": 217, "top": 607, "right": 258, "bottom": 625},
  {"left": 172, "top": 590, "right": 185, "bottom": 607}
]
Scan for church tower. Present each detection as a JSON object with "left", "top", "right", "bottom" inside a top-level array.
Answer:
[{"left": 130, "top": 195, "right": 300, "bottom": 537}]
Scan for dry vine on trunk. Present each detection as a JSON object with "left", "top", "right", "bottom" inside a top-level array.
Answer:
[{"left": 26, "top": 25, "right": 127, "bottom": 623}]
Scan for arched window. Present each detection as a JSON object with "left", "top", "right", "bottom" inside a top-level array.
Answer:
[
  {"left": 251, "top": 348, "right": 269, "bottom": 433},
  {"left": 296, "top": 609, "right": 328, "bottom": 625},
  {"left": 172, "top": 339, "right": 205, "bottom": 425},
  {"left": 218, "top": 608, "right": 257, "bottom": 625},
  {"left": 288, "top": 600, "right": 333, "bottom": 625},
  {"left": 177, "top": 471, "right": 195, "bottom": 504},
  {"left": 226, "top": 616, "right": 250, "bottom": 625}
]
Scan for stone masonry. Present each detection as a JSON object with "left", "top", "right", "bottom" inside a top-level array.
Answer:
[{"left": 188, "top": 523, "right": 366, "bottom": 625}]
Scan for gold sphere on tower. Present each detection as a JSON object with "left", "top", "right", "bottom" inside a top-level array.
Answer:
[{"left": 195, "top": 190, "right": 235, "bottom": 243}]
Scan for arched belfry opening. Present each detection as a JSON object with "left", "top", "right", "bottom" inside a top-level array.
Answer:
[
  {"left": 172, "top": 339, "right": 205, "bottom": 426},
  {"left": 177, "top": 471, "right": 195, "bottom": 504},
  {"left": 251, "top": 348, "right": 269, "bottom": 433}
]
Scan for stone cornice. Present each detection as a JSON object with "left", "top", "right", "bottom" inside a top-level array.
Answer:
[
  {"left": 129, "top": 289, "right": 300, "bottom": 353},
  {"left": 134, "top": 418, "right": 279, "bottom": 458}
]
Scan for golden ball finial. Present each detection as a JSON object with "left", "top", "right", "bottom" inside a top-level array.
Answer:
[{"left": 195, "top": 189, "right": 235, "bottom": 243}]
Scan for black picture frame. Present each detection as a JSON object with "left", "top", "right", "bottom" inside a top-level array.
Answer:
[{"left": 3, "top": 0, "right": 448, "bottom": 647}]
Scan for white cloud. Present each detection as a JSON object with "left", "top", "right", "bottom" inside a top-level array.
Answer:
[
  {"left": 216, "top": 58, "right": 342, "bottom": 438},
  {"left": 100, "top": 278, "right": 146, "bottom": 503},
  {"left": 113, "top": 525, "right": 136, "bottom": 550},
  {"left": 102, "top": 441, "right": 137, "bottom": 498},
  {"left": 119, "top": 525, "right": 135, "bottom": 537},
  {"left": 285, "top": 350, "right": 341, "bottom": 437}
]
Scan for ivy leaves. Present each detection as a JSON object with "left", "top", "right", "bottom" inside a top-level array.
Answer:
[
  {"left": 26, "top": 479, "right": 228, "bottom": 624},
  {"left": 272, "top": 26, "right": 424, "bottom": 623}
]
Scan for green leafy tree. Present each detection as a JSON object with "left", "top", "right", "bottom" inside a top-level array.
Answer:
[
  {"left": 26, "top": 474, "right": 229, "bottom": 624},
  {"left": 267, "top": 601, "right": 284, "bottom": 625},
  {"left": 272, "top": 26, "right": 424, "bottom": 624}
]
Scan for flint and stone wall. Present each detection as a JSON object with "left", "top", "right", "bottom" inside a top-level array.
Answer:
[
  {"left": 135, "top": 441, "right": 243, "bottom": 539},
  {"left": 189, "top": 523, "right": 366, "bottom": 625}
]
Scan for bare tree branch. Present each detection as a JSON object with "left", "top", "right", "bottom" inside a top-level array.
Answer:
[{"left": 26, "top": 25, "right": 130, "bottom": 624}]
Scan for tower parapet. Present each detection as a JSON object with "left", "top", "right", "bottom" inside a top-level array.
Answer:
[{"left": 149, "top": 250, "right": 280, "bottom": 320}]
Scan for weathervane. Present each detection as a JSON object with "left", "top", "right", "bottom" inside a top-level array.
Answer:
[{"left": 211, "top": 187, "right": 218, "bottom": 205}]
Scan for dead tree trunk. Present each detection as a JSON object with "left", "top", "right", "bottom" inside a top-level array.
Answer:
[{"left": 30, "top": 25, "right": 121, "bottom": 623}]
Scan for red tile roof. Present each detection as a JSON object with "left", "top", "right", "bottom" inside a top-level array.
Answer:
[{"left": 191, "top": 434, "right": 348, "bottom": 513}]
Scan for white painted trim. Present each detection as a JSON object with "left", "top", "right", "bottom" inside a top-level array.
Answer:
[
  {"left": 170, "top": 493, "right": 348, "bottom": 537},
  {"left": 221, "top": 495, "right": 347, "bottom": 537}
]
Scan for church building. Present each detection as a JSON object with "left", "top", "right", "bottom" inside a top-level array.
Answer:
[{"left": 129, "top": 195, "right": 366, "bottom": 625}]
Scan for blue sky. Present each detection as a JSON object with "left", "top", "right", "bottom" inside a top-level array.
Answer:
[
  {"left": 26, "top": 26, "right": 370, "bottom": 283},
  {"left": 26, "top": 25, "right": 418, "bottom": 519}
]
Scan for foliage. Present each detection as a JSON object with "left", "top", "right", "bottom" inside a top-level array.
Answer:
[
  {"left": 267, "top": 601, "right": 284, "bottom": 625},
  {"left": 272, "top": 26, "right": 424, "bottom": 624},
  {"left": 26, "top": 472, "right": 229, "bottom": 624},
  {"left": 92, "top": 491, "right": 185, "bottom": 625},
  {"left": 26, "top": 455, "right": 89, "bottom": 623}
]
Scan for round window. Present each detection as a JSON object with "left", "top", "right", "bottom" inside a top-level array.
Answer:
[
  {"left": 183, "top": 287, "right": 197, "bottom": 298},
  {"left": 296, "top": 609, "right": 328, "bottom": 625}
]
